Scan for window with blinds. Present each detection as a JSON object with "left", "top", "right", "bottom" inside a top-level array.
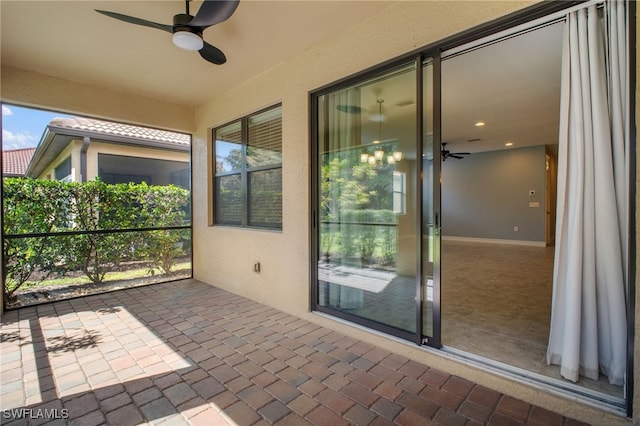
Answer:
[{"left": 213, "top": 104, "right": 282, "bottom": 230}]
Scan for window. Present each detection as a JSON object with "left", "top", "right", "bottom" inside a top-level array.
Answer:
[
  {"left": 213, "top": 104, "right": 282, "bottom": 230},
  {"left": 54, "top": 157, "right": 72, "bottom": 181},
  {"left": 392, "top": 171, "right": 406, "bottom": 215}
]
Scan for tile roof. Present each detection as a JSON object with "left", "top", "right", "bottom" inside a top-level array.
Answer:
[
  {"left": 48, "top": 117, "right": 191, "bottom": 147},
  {"left": 3, "top": 147, "right": 36, "bottom": 177}
]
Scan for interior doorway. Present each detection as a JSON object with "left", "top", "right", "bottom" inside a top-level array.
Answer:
[{"left": 438, "top": 20, "right": 622, "bottom": 398}]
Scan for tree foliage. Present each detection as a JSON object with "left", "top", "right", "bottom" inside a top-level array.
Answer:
[{"left": 320, "top": 151, "right": 398, "bottom": 266}]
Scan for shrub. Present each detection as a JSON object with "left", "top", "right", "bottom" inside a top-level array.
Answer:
[{"left": 3, "top": 178, "right": 190, "bottom": 293}]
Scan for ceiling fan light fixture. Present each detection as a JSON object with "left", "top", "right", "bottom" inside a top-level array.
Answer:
[{"left": 172, "top": 30, "right": 203, "bottom": 51}]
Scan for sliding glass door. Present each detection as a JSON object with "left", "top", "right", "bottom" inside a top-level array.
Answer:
[
  {"left": 314, "top": 62, "right": 418, "bottom": 338},
  {"left": 421, "top": 57, "right": 440, "bottom": 346},
  {"left": 313, "top": 56, "right": 439, "bottom": 344}
]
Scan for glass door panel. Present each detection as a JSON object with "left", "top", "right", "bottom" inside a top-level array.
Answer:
[
  {"left": 316, "top": 63, "right": 418, "bottom": 335},
  {"left": 421, "top": 57, "right": 440, "bottom": 346}
]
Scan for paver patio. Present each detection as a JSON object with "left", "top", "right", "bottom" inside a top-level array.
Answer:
[{"left": 0, "top": 279, "right": 588, "bottom": 425}]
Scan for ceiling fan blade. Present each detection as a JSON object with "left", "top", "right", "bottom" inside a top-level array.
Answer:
[
  {"left": 199, "top": 41, "right": 227, "bottom": 65},
  {"left": 450, "top": 155, "right": 465, "bottom": 159},
  {"left": 95, "top": 10, "right": 172, "bottom": 33},
  {"left": 189, "top": 0, "right": 240, "bottom": 28}
]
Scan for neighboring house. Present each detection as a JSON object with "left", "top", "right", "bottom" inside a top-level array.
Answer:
[
  {"left": 26, "top": 117, "right": 190, "bottom": 188},
  {"left": 2, "top": 147, "right": 35, "bottom": 177}
]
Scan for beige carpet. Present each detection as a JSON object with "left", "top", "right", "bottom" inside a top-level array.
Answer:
[{"left": 441, "top": 239, "right": 623, "bottom": 398}]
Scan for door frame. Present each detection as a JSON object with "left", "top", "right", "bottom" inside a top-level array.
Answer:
[
  {"left": 309, "top": 56, "right": 425, "bottom": 344},
  {"left": 417, "top": 51, "right": 442, "bottom": 348}
]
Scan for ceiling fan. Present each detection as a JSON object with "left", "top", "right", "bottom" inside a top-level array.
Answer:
[
  {"left": 441, "top": 143, "right": 470, "bottom": 161},
  {"left": 95, "top": 0, "right": 239, "bottom": 65}
]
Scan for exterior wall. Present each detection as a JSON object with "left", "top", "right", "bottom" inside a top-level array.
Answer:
[
  {"left": 85, "top": 141, "right": 189, "bottom": 182},
  {"left": 194, "top": 0, "right": 536, "bottom": 317},
  {"left": 0, "top": 1, "right": 636, "bottom": 424},
  {"left": 36, "top": 140, "right": 82, "bottom": 182},
  {"left": 191, "top": 2, "right": 635, "bottom": 424},
  {"left": 33, "top": 139, "right": 189, "bottom": 183}
]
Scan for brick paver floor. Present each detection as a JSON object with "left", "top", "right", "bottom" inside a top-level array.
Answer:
[{"left": 0, "top": 279, "right": 588, "bottom": 425}]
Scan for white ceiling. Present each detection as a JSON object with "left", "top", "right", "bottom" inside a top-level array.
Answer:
[
  {"left": 1, "top": 1, "right": 391, "bottom": 108},
  {"left": 441, "top": 21, "right": 565, "bottom": 154}
]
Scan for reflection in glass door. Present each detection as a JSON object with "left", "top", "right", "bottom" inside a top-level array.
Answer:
[{"left": 315, "top": 63, "right": 419, "bottom": 338}]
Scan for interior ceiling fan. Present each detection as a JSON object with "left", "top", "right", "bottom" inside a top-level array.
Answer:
[
  {"left": 95, "top": 0, "right": 239, "bottom": 65},
  {"left": 441, "top": 143, "right": 470, "bottom": 161}
]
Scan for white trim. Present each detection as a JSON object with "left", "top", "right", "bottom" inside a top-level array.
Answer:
[{"left": 442, "top": 235, "right": 546, "bottom": 247}]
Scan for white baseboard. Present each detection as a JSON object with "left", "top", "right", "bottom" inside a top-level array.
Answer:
[{"left": 441, "top": 236, "right": 547, "bottom": 247}]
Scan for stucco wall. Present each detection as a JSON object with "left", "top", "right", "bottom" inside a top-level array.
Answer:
[
  {"left": 37, "top": 140, "right": 82, "bottom": 181},
  {"left": 191, "top": 2, "right": 634, "bottom": 425},
  {"left": 193, "top": 0, "right": 535, "bottom": 315}
]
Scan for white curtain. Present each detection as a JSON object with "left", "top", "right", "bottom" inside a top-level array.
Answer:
[
  {"left": 547, "top": 2, "right": 628, "bottom": 386},
  {"left": 606, "top": 0, "right": 629, "bottom": 288}
]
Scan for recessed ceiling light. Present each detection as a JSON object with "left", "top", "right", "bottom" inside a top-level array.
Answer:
[
  {"left": 505, "top": 142, "right": 514, "bottom": 147},
  {"left": 474, "top": 121, "right": 485, "bottom": 127}
]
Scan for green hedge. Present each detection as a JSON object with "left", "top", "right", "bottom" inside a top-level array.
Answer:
[
  {"left": 3, "top": 178, "right": 190, "bottom": 295},
  {"left": 321, "top": 209, "right": 397, "bottom": 266}
]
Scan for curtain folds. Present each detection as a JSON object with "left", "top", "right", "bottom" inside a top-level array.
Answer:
[{"left": 546, "top": 3, "right": 627, "bottom": 386}]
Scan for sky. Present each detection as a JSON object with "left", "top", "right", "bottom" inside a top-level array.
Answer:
[{"left": 2, "top": 104, "right": 74, "bottom": 151}]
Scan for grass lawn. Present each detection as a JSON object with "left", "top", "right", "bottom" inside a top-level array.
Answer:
[{"left": 16, "top": 261, "right": 192, "bottom": 292}]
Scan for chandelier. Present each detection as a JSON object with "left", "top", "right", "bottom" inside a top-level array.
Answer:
[{"left": 359, "top": 99, "right": 403, "bottom": 165}]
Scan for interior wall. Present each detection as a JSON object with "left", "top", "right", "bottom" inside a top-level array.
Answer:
[{"left": 441, "top": 145, "right": 547, "bottom": 243}]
